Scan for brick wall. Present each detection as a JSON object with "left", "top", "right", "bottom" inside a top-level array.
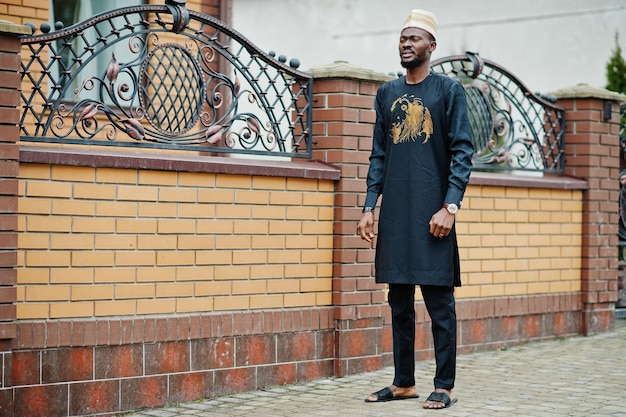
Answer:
[{"left": 16, "top": 163, "right": 335, "bottom": 319}]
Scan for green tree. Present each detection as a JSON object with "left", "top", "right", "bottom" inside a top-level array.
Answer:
[{"left": 606, "top": 33, "right": 626, "bottom": 94}]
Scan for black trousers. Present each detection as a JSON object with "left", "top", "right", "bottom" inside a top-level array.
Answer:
[{"left": 388, "top": 283, "right": 456, "bottom": 390}]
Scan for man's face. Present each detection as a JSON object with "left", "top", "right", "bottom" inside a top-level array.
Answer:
[{"left": 399, "top": 27, "right": 436, "bottom": 69}]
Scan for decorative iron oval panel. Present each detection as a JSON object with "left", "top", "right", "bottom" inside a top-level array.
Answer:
[
  {"left": 464, "top": 84, "right": 493, "bottom": 156},
  {"left": 139, "top": 43, "right": 204, "bottom": 135}
]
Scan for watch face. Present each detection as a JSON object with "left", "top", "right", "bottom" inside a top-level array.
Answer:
[{"left": 446, "top": 203, "right": 458, "bottom": 214}]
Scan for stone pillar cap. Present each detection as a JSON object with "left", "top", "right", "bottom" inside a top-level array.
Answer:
[{"left": 550, "top": 83, "right": 626, "bottom": 101}]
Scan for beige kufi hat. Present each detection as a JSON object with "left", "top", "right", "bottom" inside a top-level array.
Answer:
[{"left": 402, "top": 9, "right": 437, "bottom": 40}]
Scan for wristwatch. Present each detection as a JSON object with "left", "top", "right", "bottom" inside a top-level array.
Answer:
[
  {"left": 362, "top": 206, "right": 374, "bottom": 213},
  {"left": 443, "top": 203, "right": 458, "bottom": 215}
]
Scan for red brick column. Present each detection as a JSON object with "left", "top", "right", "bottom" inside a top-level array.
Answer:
[
  {"left": 556, "top": 85, "right": 626, "bottom": 335},
  {"left": 0, "top": 21, "right": 29, "bottom": 417},
  {"left": 311, "top": 62, "right": 394, "bottom": 376}
]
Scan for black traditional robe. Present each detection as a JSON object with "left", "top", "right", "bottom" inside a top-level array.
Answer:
[{"left": 364, "top": 72, "right": 473, "bottom": 287}]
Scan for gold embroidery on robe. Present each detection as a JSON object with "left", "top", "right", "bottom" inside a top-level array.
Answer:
[{"left": 390, "top": 94, "right": 433, "bottom": 144}]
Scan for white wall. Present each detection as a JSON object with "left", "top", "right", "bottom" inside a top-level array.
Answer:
[{"left": 232, "top": 0, "right": 626, "bottom": 94}]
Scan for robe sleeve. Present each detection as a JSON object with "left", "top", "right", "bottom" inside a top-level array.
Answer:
[
  {"left": 364, "top": 87, "right": 387, "bottom": 209},
  {"left": 444, "top": 80, "right": 474, "bottom": 206}
]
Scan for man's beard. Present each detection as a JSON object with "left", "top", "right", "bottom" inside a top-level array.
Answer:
[
  {"left": 400, "top": 50, "right": 429, "bottom": 69},
  {"left": 400, "top": 58, "right": 421, "bottom": 69}
]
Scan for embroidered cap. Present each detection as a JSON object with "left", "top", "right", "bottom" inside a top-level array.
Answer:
[{"left": 402, "top": 9, "right": 437, "bottom": 40}]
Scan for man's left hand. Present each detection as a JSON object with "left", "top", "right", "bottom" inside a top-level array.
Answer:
[{"left": 429, "top": 208, "right": 455, "bottom": 238}]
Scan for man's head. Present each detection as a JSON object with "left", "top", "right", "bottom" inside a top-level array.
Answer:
[{"left": 399, "top": 10, "right": 438, "bottom": 69}]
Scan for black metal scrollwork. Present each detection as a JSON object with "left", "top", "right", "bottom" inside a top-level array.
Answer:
[{"left": 19, "top": 1, "right": 313, "bottom": 158}]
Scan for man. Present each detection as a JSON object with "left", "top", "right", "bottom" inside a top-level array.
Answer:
[{"left": 357, "top": 9, "right": 473, "bottom": 410}]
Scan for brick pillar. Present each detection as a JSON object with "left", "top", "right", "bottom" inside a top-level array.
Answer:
[
  {"left": 556, "top": 84, "right": 626, "bottom": 335},
  {"left": 310, "top": 62, "right": 393, "bottom": 376},
  {"left": 0, "top": 21, "right": 29, "bottom": 417}
]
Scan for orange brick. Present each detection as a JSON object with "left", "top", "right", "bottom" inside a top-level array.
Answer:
[
  {"left": 159, "top": 187, "right": 197, "bottom": 202},
  {"left": 195, "top": 281, "right": 231, "bottom": 296},
  {"left": 17, "top": 268, "right": 49, "bottom": 284},
  {"left": 18, "top": 233, "right": 48, "bottom": 249},
  {"left": 18, "top": 197, "right": 51, "bottom": 214},
  {"left": 25, "top": 181, "right": 72, "bottom": 198},
  {"left": 197, "top": 220, "right": 234, "bottom": 234},
  {"left": 250, "top": 294, "right": 283, "bottom": 309},
  {"left": 51, "top": 268, "right": 94, "bottom": 284},
  {"left": 215, "top": 204, "right": 251, "bottom": 219},
  {"left": 157, "top": 219, "right": 195, "bottom": 234},
  {"left": 232, "top": 250, "right": 267, "bottom": 265},
  {"left": 115, "top": 251, "right": 156, "bottom": 267},
  {"left": 235, "top": 190, "right": 269, "bottom": 205},
  {"left": 217, "top": 175, "right": 251, "bottom": 189},
  {"left": 118, "top": 185, "right": 158, "bottom": 202},
  {"left": 73, "top": 217, "right": 116, "bottom": 233},
  {"left": 250, "top": 265, "right": 284, "bottom": 279},
  {"left": 50, "top": 234, "right": 93, "bottom": 250},
  {"left": 26, "top": 250, "right": 70, "bottom": 267},
  {"left": 232, "top": 280, "right": 266, "bottom": 295},
  {"left": 252, "top": 236, "right": 285, "bottom": 249},
  {"left": 51, "top": 165, "right": 95, "bottom": 182},
  {"left": 252, "top": 176, "right": 285, "bottom": 190},
  {"left": 50, "top": 301, "right": 93, "bottom": 318},
  {"left": 214, "top": 265, "right": 249, "bottom": 280},
  {"left": 268, "top": 221, "right": 300, "bottom": 235},
  {"left": 233, "top": 220, "right": 269, "bottom": 235},
  {"left": 301, "top": 250, "right": 332, "bottom": 264},
  {"left": 268, "top": 249, "right": 299, "bottom": 264},
  {"left": 198, "top": 189, "right": 234, "bottom": 203},
  {"left": 156, "top": 282, "right": 194, "bottom": 297},
  {"left": 137, "top": 267, "right": 175, "bottom": 282},
  {"left": 269, "top": 191, "right": 302, "bottom": 205},
  {"left": 71, "top": 251, "right": 114, "bottom": 267},
  {"left": 179, "top": 172, "right": 215, "bottom": 187},
  {"left": 176, "top": 297, "right": 214, "bottom": 313},
  {"left": 72, "top": 285, "right": 113, "bottom": 301},
  {"left": 96, "top": 201, "right": 138, "bottom": 217},
  {"left": 138, "top": 202, "right": 177, "bottom": 218},
  {"left": 156, "top": 251, "right": 195, "bottom": 266},
  {"left": 115, "top": 283, "right": 155, "bottom": 299},
  {"left": 252, "top": 205, "right": 287, "bottom": 219},
  {"left": 267, "top": 279, "right": 299, "bottom": 293},
  {"left": 137, "top": 299, "right": 175, "bottom": 315},
  {"left": 74, "top": 183, "right": 116, "bottom": 200},
  {"left": 24, "top": 215, "right": 72, "bottom": 232},
  {"left": 177, "top": 235, "right": 215, "bottom": 250},
  {"left": 196, "top": 251, "right": 232, "bottom": 265},
  {"left": 16, "top": 303, "right": 48, "bottom": 319},
  {"left": 25, "top": 285, "right": 70, "bottom": 301},
  {"left": 215, "top": 236, "right": 251, "bottom": 250},
  {"left": 20, "top": 164, "right": 50, "bottom": 180},
  {"left": 178, "top": 203, "right": 215, "bottom": 219},
  {"left": 95, "top": 301, "right": 136, "bottom": 316},
  {"left": 286, "top": 206, "right": 318, "bottom": 220},
  {"left": 116, "top": 219, "right": 157, "bottom": 234},
  {"left": 213, "top": 295, "right": 249, "bottom": 310},
  {"left": 94, "top": 268, "right": 136, "bottom": 283},
  {"left": 176, "top": 266, "right": 214, "bottom": 281},
  {"left": 137, "top": 235, "right": 177, "bottom": 250},
  {"left": 284, "top": 292, "right": 315, "bottom": 307},
  {"left": 97, "top": 168, "right": 137, "bottom": 184},
  {"left": 138, "top": 170, "right": 177, "bottom": 186},
  {"left": 95, "top": 235, "right": 136, "bottom": 250}
]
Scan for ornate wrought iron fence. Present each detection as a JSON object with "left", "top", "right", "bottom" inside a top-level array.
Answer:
[
  {"left": 431, "top": 52, "right": 565, "bottom": 173},
  {"left": 19, "top": 0, "right": 313, "bottom": 158}
]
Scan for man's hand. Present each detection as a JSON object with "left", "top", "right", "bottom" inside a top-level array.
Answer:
[
  {"left": 358, "top": 212, "right": 375, "bottom": 243},
  {"left": 429, "top": 208, "right": 455, "bottom": 238}
]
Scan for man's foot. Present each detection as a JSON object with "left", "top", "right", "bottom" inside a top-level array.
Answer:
[
  {"left": 365, "top": 385, "right": 419, "bottom": 402},
  {"left": 422, "top": 389, "right": 457, "bottom": 409}
]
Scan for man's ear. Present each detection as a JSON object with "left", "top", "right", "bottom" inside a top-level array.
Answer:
[{"left": 430, "top": 41, "right": 437, "bottom": 52}]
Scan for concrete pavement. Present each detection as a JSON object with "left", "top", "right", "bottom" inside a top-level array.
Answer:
[{"left": 124, "top": 318, "right": 626, "bottom": 417}]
